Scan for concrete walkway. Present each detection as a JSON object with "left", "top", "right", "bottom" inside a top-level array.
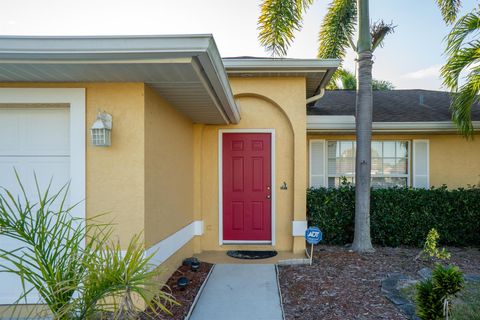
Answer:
[{"left": 189, "top": 264, "right": 284, "bottom": 320}]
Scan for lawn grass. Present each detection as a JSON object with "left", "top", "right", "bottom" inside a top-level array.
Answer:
[{"left": 400, "top": 281, "right": 480, "bottom": 320}]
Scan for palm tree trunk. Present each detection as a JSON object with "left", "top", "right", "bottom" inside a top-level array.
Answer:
[{"left": 351, "top": 0, "right": 374, "bottom": 253}]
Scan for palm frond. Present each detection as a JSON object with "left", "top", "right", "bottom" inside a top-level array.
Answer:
[
  {"left": 371, "top": 20, "right": 396, "bottom": 51},
  {"left": 372, "top": 79, "right": 395, "bottom": 90},
  {"left": 450, "top": 68, "right": 480, "bottom": 138},
  {"left": 338, "top": 68, "right": 356, "bottom": 89},
  {"left": 326, "top": 68, "right": 353, "bottom": 90},
  {"left": 441, "top": 7, "right": 480, "bottom": 137},
  {"left": 436, "top": 0, "right": 462, "bottom": 24},
  {"left": 318, "top": 0, "right": 357, "bottom": 59},
  {"left": 442, "top": 43, "right": 480, "bottom": 89},
  {"left": 258, "top": 0, "right": 314, "bottom": 56},
  {"left": 445, "top": 9, "right": 480, "bottom": 55},
  {"left": 327, "top": 68, "right": 395, "bottom": 90}
]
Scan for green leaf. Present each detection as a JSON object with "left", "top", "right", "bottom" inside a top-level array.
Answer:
[
  {"left": 258, "top": 0, "right": 314, "bottom": 56},
  {"left": 436, "top": 0, "right": 462, "bottom": 24},
  {"left": 318, "top": 0, "right": 357, "bottom": 59}
]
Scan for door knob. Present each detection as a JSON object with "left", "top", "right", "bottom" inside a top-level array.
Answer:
[{"left": 266, "top": 195, "right": 271, "bottom": 199}]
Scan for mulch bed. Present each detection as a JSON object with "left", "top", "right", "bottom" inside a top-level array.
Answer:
[
  {"left": 279, "top": 245, "right": 480, "bottom": 320},
  {"left": 154, "top": 261, "right": 213, "bottom": 320}
]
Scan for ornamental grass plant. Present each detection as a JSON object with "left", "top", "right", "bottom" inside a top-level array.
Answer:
[{"left": 0, "top": 171, "right": 176, "bottom": 319}]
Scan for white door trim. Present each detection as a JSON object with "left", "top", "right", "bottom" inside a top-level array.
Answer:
[
  {"left": 0, "top": 88, "right": 86, "bottom": 221},
  {"left": 218, "top": 128, "right": 276, "bottom": 246}
]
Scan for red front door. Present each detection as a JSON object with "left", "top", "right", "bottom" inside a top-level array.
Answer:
[{"left": 222, "top": 133, "right": 272, "bottom": 241}]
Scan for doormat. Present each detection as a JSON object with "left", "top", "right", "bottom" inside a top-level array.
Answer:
[{"left": 227, "top": 250, "right": 278, "bottom": 260}]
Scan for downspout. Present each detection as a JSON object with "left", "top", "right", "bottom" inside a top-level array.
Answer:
[{"left": 306, "top": 88, "right": 325, "bottom": 104}]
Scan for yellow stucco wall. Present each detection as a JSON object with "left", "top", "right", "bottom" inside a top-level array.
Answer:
[
  {"left": 307, "top": 133, "right": 480, "bottom": 188},
  {"left": 196, "top": 77, "right": 307, "bottom": 253},
  {"left": 0, "top": 82, "right": 146, "bottom": 246},
  {"left": 85, "top": 84, "right": 146, "bottom": 245},
  {"left": 144, "top": 86, "right": 195, "bottom": 247},
  {"left": 0, "top": 83, "right": 201, "bottom": 308},
  {"left": 0, "top": 79, "right": 309, "bottom": 261},
  {"left": 0, "top": 83, "right": 199, "bottom": 249}
]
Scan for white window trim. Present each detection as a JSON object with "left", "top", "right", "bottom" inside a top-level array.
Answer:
[
  {"left": 218, "top": 128, "right": 276, "bottom": 246},
  {"left": 412, "top": 139, "right": 430, "bottom": 188},
  {"left": 309, "top": 139, "right": 327, "bottom": 188},
  {"left": 310, "top": 139, "right": 412, "bottom": 188},
  {"left": 369, "top": 140, "right": 410, "bottom": 187},
  {"left": 0, "top": 88, "right": 85, "bottom": 221}
]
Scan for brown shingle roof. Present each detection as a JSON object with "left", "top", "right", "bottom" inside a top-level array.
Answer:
[{"left": 307, "top": 90, "right": 480, "bottom": 122}]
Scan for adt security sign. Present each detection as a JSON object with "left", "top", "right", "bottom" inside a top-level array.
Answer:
[
  {"left": 305, "top": 227, "right": 322, "bottom": 245},
  {"left": 305, "top": 227, "right": 322, "bottom": 265}
]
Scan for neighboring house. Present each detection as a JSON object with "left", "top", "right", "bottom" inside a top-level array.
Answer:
[
  {"left": 0, "top": 35, "right": 338, "bottom": 304},
  {"left": 307, "top": 90, "right": 480, "bottom": 189},
  {"left": 1, "top": 34, "right": 479, "bottom": 307}
]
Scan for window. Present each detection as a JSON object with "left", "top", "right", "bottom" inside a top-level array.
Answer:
[
  {"left": 326, "top": 140, "right": 409, "bottom": 188},
  {"left": 327, "top": 141, "right": 355, "bottom": 187}
]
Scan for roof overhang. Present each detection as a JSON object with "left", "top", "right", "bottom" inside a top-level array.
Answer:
[
  {"left": 223, "top": 58, "right": 340, "bottom": 99},
  {"left": 307, "top": 115, "right": 480, "bottom": 134},
  {"left": 0, "top": 35, "right": 240, "bottom": 124}
]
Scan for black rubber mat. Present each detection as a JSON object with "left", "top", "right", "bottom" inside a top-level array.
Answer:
[{"left": 226, "top": 250, "right": 278, "bottom": 260}]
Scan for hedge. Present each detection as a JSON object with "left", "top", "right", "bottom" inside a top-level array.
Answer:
[{"left": 307, "top": 186, "right": 480, "bottom": 247}]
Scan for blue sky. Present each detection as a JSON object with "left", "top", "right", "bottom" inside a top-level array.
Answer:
[{"left": 0, "top": 0, "right": 477, "bottom": 89}]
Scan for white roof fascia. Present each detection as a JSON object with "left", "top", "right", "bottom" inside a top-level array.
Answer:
[
  {"left": 223, "top": 58, "right": 340, "bottom": 96},
  {"left": 0, "top": 35, "right": 215, "bottom": 61},
  {"left": 223, "top": 58, "right": 341, "bottom": 70},
  {"left": 198, "top": 38, "right": 241, "bottom": 123},
  {"left": 307, "top": 115, "right": 356, "bottom": 131},
  {"left": 0, "top": 35, "right": 240, "bottom": 124},
  {"left": 307, "top": 116, "right": 480, "bottom": 133}
]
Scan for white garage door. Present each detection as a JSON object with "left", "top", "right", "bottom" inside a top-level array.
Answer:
[{"left": 0, "top": 106, "right": 70, "bottom": 304}]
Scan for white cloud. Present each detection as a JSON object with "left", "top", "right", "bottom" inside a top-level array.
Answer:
[{"left": 402, "top": 65, "right": 442, "bottom": 79}]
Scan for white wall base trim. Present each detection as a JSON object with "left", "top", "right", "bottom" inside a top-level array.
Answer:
[
  {"left": 193, "top": 220, "right": 204, "bottom": 236},
  {"left": 292, "top": 220, "right": 308, "bottom": 236},
  {"left": 147, "top": 220, "right": 203, "bottom": 267}
]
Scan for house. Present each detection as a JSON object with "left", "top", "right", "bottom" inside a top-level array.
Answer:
[
  {"left": 307, "top": 90, "right": 480, "bottom": 189},
  {"left": 1, "top": 34, "right": 479, "bottom": 306},
  {"left": 0, "top": 35, "right": 338, "bottom": 305}
]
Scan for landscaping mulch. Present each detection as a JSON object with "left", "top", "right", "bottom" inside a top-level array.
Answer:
[
  {"left": 278, "top": 245, "right": 480, "bottom": 320},
  {"left": 154, "top": 262, "right": 213, "bottom": 320}
]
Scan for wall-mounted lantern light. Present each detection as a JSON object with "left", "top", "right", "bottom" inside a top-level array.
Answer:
[{"left": 91, "top": 111, "right": 112, "bottom": 147}]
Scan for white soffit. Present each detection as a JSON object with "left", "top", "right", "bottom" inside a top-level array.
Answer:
[
  {"left": 223, "top": 58, "right": 340, "bottom": 98},
  {"left": 307, "top": 115, "right": 480, "bottom": 133},
  {"left": 0, "top": 35, "right": 240, "bottom": 124}
]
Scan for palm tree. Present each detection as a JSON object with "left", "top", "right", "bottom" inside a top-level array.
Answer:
[
  {"left": 258, "top": 0, "right": 394, "bottom": 252},
  {"left": 441, "top": 5, "right": 480, "bottom": 137},
  {"left": 258, "top": 0, "right": 464, "bottom": 252},
  {"left": 329, "top": 68, "right": 395, "bottom": 90}
]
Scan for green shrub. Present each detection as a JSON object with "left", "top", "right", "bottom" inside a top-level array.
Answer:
[
  {"left": 307, "top": 186, "right": 480, "bottom": 247},
  {"left": 416, "top": 264, "right": 464, "bottom": 320}
]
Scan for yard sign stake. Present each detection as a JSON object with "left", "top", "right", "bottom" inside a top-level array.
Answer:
[{"left": 305, "top": 227, "right": 322, "bottom": 265}]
